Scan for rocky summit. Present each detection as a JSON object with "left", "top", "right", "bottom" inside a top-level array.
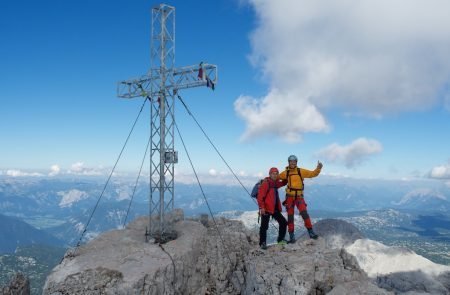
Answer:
[{"left": 43, "top": 210, "right": 391, "bottom": 294}]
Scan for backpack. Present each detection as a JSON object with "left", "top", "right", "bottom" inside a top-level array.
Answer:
[
  {"left": 251, "top": 179, "right": 274, "bottom": 203},
  {"left": 251, "top": 179, "right": 264, "bottom": 198}
]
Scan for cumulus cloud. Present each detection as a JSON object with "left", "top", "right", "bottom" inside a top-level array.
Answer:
[
  {"left": 237, "top": 0, "right": 450, "bottom": 141},
  {"left": 316, "top": 138, "right": 383, "bottom": 168},
  {"left": 208, "top": 169, "right": 218, "bottom": 176},
  {"left": 235, "top": 90, "right": 329, "bottom": 142},
  {"left": 67, "top": 162, "right": 103, "bottom": 176},
  {"left": 429, "top": 161, "right": 450, "bottom": 179},
  {"left": 49, "top": 164, "right": 61, "bottom": 177},
  {"left": 5, "top": 169, "right": 43, "bottom": 177}
]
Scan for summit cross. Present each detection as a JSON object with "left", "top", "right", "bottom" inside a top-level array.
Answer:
[{"left": 117, "top": 3, "right": 217, "bottom": 240}]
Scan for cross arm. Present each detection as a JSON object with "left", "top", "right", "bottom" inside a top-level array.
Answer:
[{"left": 117, "top": 63, "right": 217, "bottom": 99}]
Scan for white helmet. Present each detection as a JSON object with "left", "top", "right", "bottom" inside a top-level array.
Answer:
[{"left": 288, "top": 155, "right": 298, "bottom": 162}]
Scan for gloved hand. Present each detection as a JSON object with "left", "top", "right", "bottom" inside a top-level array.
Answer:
[
  {"left": 260, "top": 208, "right": 266, "bottom": 215},
  {"left": 317, "top": 161, "right": 323, "bottom": 169}
]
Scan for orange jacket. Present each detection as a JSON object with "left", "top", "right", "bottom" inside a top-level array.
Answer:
[
  {"left": 257, "top": 177, "right": 287, "bottom": 214},
  {"left": 279, "top": 165, "right": 321, "bottom": 196}
]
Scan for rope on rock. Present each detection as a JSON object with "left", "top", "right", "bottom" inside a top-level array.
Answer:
[
  {"left": 173, "top": 117, "right": 245, "bottom": 290},
  {"left": 73, "top": 97, "right": 148, "bottom": 251},
  {"left": 177, "top": 93, "right": 279, "bottom": 232}
]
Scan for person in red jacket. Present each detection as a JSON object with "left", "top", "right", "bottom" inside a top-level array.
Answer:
[{"left": 258, "top": 167, "right": 288, "bottom": 249}]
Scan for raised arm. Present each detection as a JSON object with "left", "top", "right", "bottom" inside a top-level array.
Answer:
[{"left": 301, "top": 161, "right": 323, "bottom": 178}]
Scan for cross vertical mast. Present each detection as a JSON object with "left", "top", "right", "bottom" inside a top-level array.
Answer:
[
  {"left": 118, "top": 3, "right": 217, "bottom": 240},
  {"left": 150, "top": 4, "right": 175, "bottom": 237}
]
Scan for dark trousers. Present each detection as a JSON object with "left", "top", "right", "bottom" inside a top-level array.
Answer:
[{"left": 259, "top": 210, "right": 287, "bottom": 245}]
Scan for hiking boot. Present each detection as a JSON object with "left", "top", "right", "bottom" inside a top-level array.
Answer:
[
  {"left": 308, "top": 228, "right": 318, "bottom": 239},
  {"left": 288, "top": 232, "right": 296, "bottom": 243},
  {"left": 277, "top": 239, "right": 288, "bottom": 245},
  {"left": 260, "top": 242, "right": 267, "bottom": 250}
]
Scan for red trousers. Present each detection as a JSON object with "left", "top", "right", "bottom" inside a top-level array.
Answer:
[{"left": 284, "top": 196, "right": 312, "bottom": 233}]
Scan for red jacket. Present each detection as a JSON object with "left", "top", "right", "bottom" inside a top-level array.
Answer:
[{"left": 257, "top": 177, "right": 287, "bottom": 214}]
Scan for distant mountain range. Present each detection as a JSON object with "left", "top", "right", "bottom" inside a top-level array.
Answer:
[
  {"left": 0, "top": 214, "right": 64, "bottom": 254},
  {"left": 0, "top": 175, "right": 449, "bottom": 248}
]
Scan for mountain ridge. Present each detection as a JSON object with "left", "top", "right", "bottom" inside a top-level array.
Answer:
[{"left": 0, "top": 214, "right": 64, "bottom": 254}]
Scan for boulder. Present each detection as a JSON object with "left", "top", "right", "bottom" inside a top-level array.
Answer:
[{"left": 1, "top": 272, "right": 30, "bottom": 295}]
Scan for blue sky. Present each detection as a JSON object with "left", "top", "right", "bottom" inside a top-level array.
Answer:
[{"left": 1, "top": 0, "right": 450, "bottom": 185}]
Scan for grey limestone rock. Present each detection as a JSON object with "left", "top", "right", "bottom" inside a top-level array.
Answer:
[
  {"left": 298, "top": 218, "right": 365, "bottom": 248},
  {"left": 1, "top": 272, "right": 30, "bottom": 295},
  {"left": 436, "top": 271, "right": 450, "bottom": 291},
  {"left": 43, "top": 213, "right": 249, "bottom": 295},
  {"left": 376, "top": 270, "right": 450, "bottom": 295},
  {"left": 42, "top": 214, "right": 414, "bottom": 295},
  {"left": 243, "top": 238, "right": 390, "bottom": 295}
]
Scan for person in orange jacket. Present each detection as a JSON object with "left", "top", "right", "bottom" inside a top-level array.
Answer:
[
  {"left": 279, "top": 155, "right": 323, "bottom": 242},
  {"left": 257, "top": 167, "right": 288, "bottom": 249}
]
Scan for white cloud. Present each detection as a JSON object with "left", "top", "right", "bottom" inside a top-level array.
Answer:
[
  {"left": 238, "top": 170, "right": 247, "bottom": 177},
  {"left": 238, "top": 0, "right": 450, "bottom": 141},
  {"left": 67, "top": 162, "right": 103, "bottom": 176},
  {"left": 5, "top": 169, "right": 43, "bottom": 177},
  {"left": 316, "top": 138, "right": 383, "bottom": 168},
  {"left": 57, "top": 189, "right": 89, "bottom": 208},
  {"left": 6, "top": 170, "right": 24, "bottom": 177},
  {"left": 429, "top": 161, "right": 450, "bottom": 179},
  {"left": 208, "top": 169, "right": 217, "bottom": 176},
  {"left": 49, "top": 164, "right": 61, "bottom": 177},
  {"left": 235, "top": 90, "right": 329, "bottom": 142},
  {"left": 68, "top": 162, "right": 86, "bottom": 173}
]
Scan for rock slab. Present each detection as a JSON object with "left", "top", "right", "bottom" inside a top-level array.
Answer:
[{"left": 43, "top": 214, "right": 391, "bottom": 294}]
